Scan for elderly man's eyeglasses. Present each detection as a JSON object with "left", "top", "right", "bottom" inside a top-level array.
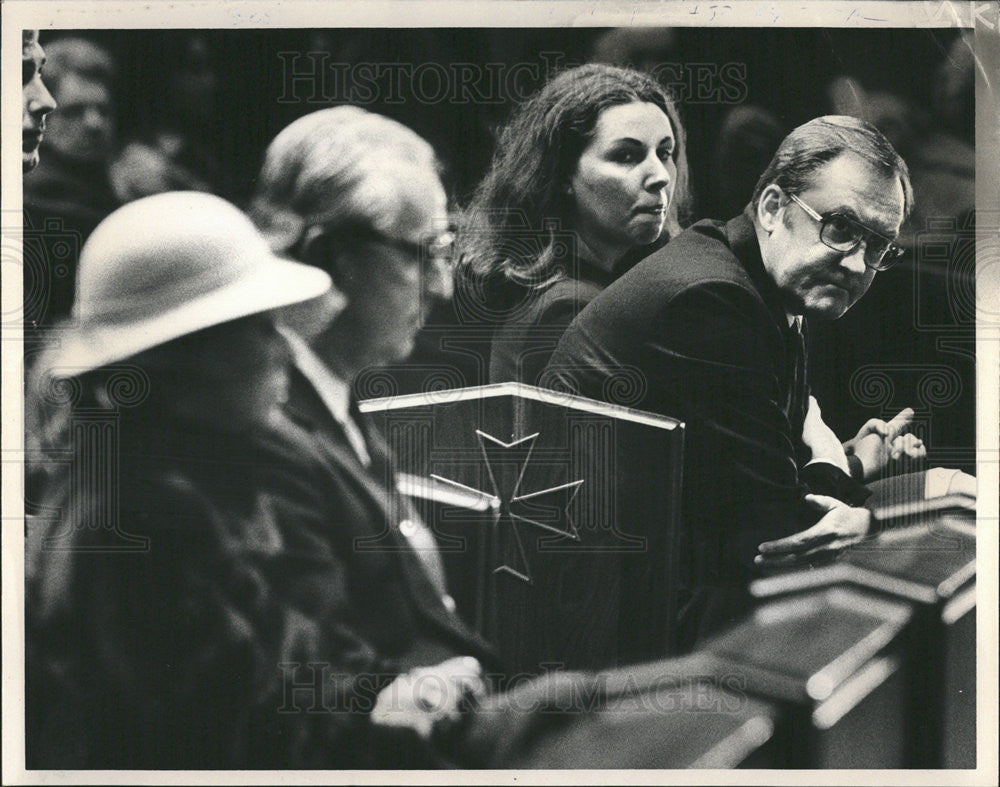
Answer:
[
  {"left": 354, "top": 226, "right": 457, "bottom": 270},
  {"left": 787, "top": 193, "right": 905, "bottom": 271}
]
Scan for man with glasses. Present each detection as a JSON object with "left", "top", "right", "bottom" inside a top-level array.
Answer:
[
  {"left": 249, "top": 108, "right": 499, "bottom": 761},
  {"left": 546, "top": 116, "right": 926, "bottom": 648}
]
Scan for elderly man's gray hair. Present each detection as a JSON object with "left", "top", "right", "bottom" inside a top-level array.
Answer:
[{"left": 250, "top": 107, "right": 441, "bottom": 255}]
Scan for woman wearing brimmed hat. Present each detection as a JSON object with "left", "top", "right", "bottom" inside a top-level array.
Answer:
[{"left": 23, "top": 191, "right": 359, "bottom": 768}]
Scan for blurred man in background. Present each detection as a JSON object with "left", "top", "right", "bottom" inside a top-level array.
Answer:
[{"left": 36, "top": 39, "right": 116, "bottom": 168}]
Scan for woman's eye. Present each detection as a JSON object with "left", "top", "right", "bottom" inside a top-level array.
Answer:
[
  {"left": 610, "top": 149, "right": 640, "bottom": 164},
  {"left": 658, "top": 147, "right": 675, "bottom": 162}
]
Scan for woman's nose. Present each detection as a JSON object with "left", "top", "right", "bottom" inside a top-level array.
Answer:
[{"left": 643, "top": 153, "right": 671, "bottom": 192}]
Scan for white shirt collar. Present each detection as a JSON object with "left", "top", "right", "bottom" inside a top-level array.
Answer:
[{"left": 279, "top": 326, "right": 352, "bottom": 425}]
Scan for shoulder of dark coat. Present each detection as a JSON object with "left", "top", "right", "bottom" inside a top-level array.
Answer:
[
  {"left": 534, "top": 277, "right": 605, "bottom": 318},
  {"left": 627, "top": 219, "right": 757, "bottom": 290},
  {"left": 581, "top": 219, "right": 764, "bottom": 324}
]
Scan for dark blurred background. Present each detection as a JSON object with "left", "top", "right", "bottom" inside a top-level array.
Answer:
[{"left": 25, "top": 27, "right": 977, "bottom": 472}]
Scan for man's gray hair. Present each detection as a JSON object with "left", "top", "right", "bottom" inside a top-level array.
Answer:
[{"left": 250, "top": 106, "right": 441, "bottom": 256}]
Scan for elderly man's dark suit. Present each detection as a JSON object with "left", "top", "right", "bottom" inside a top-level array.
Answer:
[
  {"left": 545, "top": 209, "right": 869, "bottom": 647},
  {"left": 281, "top": 366, "right": 500, "bottom": 676}
]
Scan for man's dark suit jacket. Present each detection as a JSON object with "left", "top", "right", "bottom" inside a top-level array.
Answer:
[
  {"left": 281, "top": 366, "right": 501, "bottom": 676},
  {"left": 545, "top": 209, "right": 868, "bottom": 645}
]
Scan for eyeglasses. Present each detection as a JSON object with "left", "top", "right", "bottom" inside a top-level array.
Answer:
[
  {"left": 299, "top": 220, "right": 458, "bottom": 277},
  {"left": 353, "top": 226, "right": 457, "bottom": 270},
  {"left": 787, "top": 193, "right": 905, "bottom": 271}
]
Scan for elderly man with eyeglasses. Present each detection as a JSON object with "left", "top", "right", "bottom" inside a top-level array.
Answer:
[
  {"left": 546, "top": 116, "right": 941, "bottom": 649},
  {"left": 248, "top": 108, "right": 503, "bottom": 760}
]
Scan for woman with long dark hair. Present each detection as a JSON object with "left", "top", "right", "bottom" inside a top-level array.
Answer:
[{"left": 458, "top": 63, "right": 690, "bottom": 386}]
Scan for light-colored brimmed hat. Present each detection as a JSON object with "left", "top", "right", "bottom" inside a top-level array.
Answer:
[{"left": 39, "top": 191, "right": 332, "bottom": 376}]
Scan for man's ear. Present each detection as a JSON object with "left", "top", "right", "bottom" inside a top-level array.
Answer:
[
  {"left": 300, "top": 228, "right": 353, "bottom": 290},
  {"left": 756, "top": 184, "right": 786, "bottom": 234}
]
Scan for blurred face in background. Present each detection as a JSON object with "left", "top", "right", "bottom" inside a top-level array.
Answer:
[
  {"left": 321, "top": 168, "right": 453, "bottom": 375},
  {"left": 46, "top": 72, "right": 116, "bottom": 164},
  {"left": 22, "top": 30, "right": 57, "bottom": 172},
  {"left": 568, "top": 101, "right": 676, "bottom": 266}
]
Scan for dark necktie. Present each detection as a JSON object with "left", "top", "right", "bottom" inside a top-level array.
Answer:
[{"left": 785, "top": 318, "right": 810, "bottom": 462}]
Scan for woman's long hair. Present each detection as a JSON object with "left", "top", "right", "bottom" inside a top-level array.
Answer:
[{"left": 458, "top": 63, "right": 690, "bottom": 309}]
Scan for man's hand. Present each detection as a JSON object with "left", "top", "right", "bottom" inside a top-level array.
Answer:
[
  {"left": 755, "top": 494, "right": 872, "bottom": 570},
  {"left": 843, "top": 407, "right": 927, "bottom": 481},
  {"left": 370, "top": 656, "right": 486, "bottom": 740}
]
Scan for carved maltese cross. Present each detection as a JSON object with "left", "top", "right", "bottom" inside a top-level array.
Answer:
[{"left": 431, "top": 430, "right": 584, "bottom": 585}]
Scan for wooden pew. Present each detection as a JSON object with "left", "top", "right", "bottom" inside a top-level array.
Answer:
[
  {"left": 700, "top": 586, "right": 913, "bottom": 768},
  {"left": 366, "top": 383, "right": 977, "bottom": 768},
  {"left": 362, "top": 382, "right": 684, "bottom": 673},
  {"left": 504, "top": 654, "right": 781, "bottom": 768},
  {"left": 749, "top": 500, "right": 976, "bottom": 767}
]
